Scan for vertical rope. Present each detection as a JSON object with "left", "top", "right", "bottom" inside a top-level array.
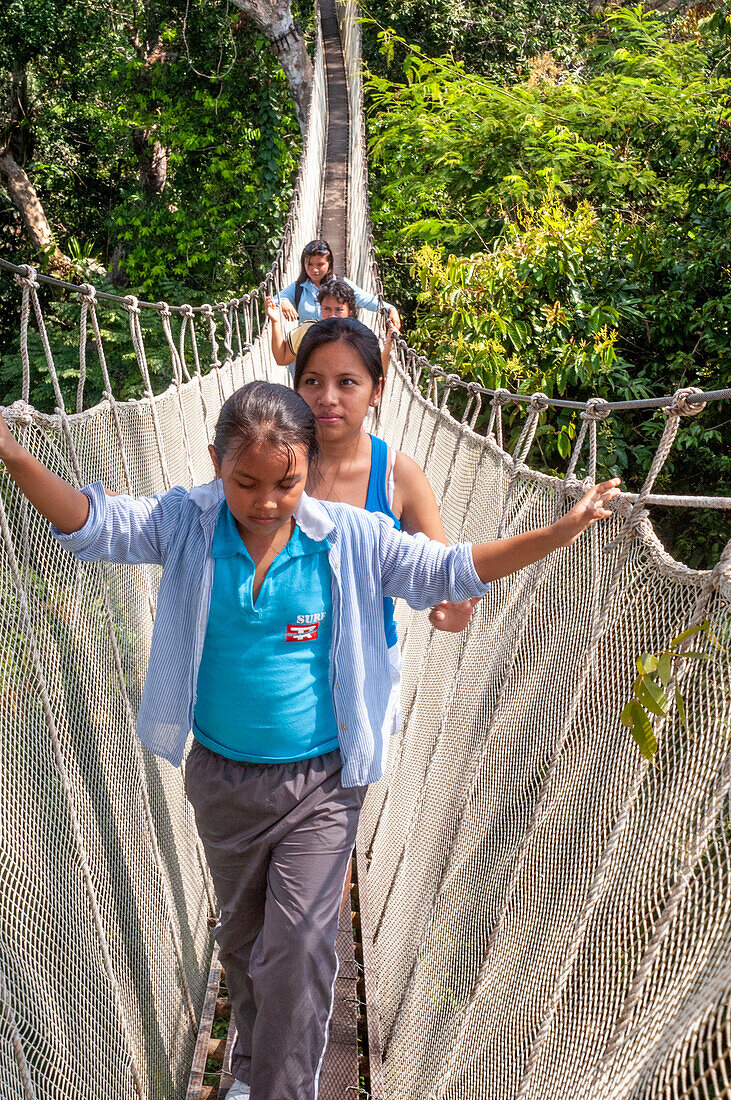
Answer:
[
  {"left": 200, "top": 304, "right": 226, "bottom": 409},
  {"left": 156, "top": 302, "right": 196, "bottom": 488},
  {"left": 496, "top": 392, "right": 549, "bottom": 539},
  {"left": 180, "top": 305, "right": 212, "bottom": 443},
  {"left": 124, "top": 296, "right": 172, "bottom": 490},
  {"left": 14, "top": 268, "right": 32, "bottom": 404},
  {"left": 0, "top": 967, "right": 37, "bottom": 1100}
]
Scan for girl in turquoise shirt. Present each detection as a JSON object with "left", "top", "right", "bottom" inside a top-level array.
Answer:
[{"left": 0, "top": 384, "right": 619, "bottom": 1100}]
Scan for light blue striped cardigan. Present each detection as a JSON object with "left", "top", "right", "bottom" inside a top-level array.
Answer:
[{"left": 53, "top": 480, "right": 489, "bottom": 787}]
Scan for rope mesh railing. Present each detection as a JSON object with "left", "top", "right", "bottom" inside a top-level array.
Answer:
[
  {"left": 0, "top": 2, "right": 729, "bottom": 1099},
  {"left": 0, "top": 18, "right": 326, "bottom": 1099},
  {"left": 334, "top": 7, "right": 731, "bottom": 1100}
]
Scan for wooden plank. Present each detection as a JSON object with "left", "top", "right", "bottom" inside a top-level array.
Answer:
[
  {"left": 356, "top": 834, "right": 386, "bottom": 1100},
  {"left": 186, "top": 945, "right": 222, "bottom": 1100},
  {"left": 217, "top": 1014, "right": 239, "bottom": 1099},
  {"left": 319, "top": 895, "right": 361, "bottom": 1098},
  {"left": 318, "top": 0, "right": 349, "bottom": 275}
]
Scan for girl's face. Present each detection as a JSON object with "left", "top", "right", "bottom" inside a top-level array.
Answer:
[
  {"left": 297, "top": 340, "right": 382, "bottom": 440},
  {"left": 304, "top": 253, "right": 331, "bottom": 285},
  {"left": 209, "top": 439, "right": 309, "bottom": 543}
]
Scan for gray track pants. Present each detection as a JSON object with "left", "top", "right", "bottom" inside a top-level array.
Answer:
[{"left": 185, "top": 741, "right": 366, "bottom": 1099}]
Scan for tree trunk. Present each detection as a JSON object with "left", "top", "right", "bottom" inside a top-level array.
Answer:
[
  {"left": 231, "top": 0, "right": 313, "bottom": 134},
  {"left": 8, "top": 62, "right": 34, "bottom": 164},
  {"left": 0, "top": 148, "right": 72, "bottom": 277},
  {"left": 131, "top": 127, "right": 169, "bottom": 195}
]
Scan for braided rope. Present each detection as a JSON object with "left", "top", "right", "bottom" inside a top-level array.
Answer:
[{"left": 0, "top": 968, "right": 37, "bottom": 1100}]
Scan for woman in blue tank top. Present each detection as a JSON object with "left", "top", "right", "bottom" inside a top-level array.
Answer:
[{"left": 294, "top": 318, "right": 477, "bottom": 645}]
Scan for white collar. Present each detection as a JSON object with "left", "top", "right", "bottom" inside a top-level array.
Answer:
[{"left": 294, "top": 492, "right": 336, "bottom": 541}]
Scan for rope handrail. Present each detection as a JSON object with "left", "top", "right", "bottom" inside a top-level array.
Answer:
[
  {"left": 4, "top": 251, "right": 728, "bottom": 417},
  {"left": 383, "top": 342, "right": 731, "bottom": 413},
  {"left": 0, "top": 257, "right": 264, "bottom": 312}
]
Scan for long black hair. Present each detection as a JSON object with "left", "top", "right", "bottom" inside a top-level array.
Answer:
[
  {"left": 213, "top": 381, "right": 319, "bottom": 474},
  {"left": 293, "top": 317, "right": 383, "bottom": 391},
  {"left": 296, "top": 239, "right": 334, "bottom": 287}
]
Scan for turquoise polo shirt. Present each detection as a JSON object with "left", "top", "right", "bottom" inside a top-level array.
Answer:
[{"left": 193, "top": 503, "right": 339, "bottom": 762}]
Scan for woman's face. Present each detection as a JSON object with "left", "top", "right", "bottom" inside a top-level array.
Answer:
[
  {"left": 297, "top": 339, "right": 382, "bottom": 441},
  {"left": 304, "top": 252, "right": 331, "bottom": 285}
]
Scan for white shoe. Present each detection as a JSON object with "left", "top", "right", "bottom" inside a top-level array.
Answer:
[{"left": 226, "top": 1081, "right": 251, "bottom": 1099}]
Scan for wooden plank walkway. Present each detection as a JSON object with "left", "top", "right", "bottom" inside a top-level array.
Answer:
[
  {"left": 319, "top": 0, "right": 349, "bottom": 276},
  {"left": 189, "top": 896, "right": 361, "bottom": 1100}
]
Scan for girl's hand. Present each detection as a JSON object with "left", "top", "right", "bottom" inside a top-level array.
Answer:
[
  {"left": 428, "top": 597, "right": 479, "bottom": 633},
  {"left": 388, "top": 306, "right": 401, "bottom": 332},
  {"left": 556, "top": 478, "right": 622, "bottom": 546},
  {"left": 280, "top": 299, "right": 299, "bottom": 322},
  {"left": 264, "top": 296, "right": 280, "bottom": 322}
]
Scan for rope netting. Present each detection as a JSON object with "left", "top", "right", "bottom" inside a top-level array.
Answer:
[
  {"left": 0, "top": 2, "right": 729, "bottom": 1098},
  {"left": 0, "top": 19, "right": 327, "bottom": 1098},
  {"left": 336, "top": 5, "right": 731, "bottom": 1098}
]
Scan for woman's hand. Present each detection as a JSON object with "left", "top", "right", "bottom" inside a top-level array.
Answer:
[
  {"left": 428, "top": 597, "right": 479, "bottom": 633},
  {"left": 264, "top": 296, "right": 280, "bottom": 322},
  {"left": 279, "top": 299, "right": 299, "bottom": 322},
  {"left": 554, "top": 478, "right": 622, "bottom": 547},
  {"left": 388, "top": 306, "right": 401, "bottom": 332}
]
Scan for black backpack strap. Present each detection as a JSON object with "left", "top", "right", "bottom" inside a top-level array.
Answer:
[{"left": 294, "top": 280, "right": 304, "bottom": 310}]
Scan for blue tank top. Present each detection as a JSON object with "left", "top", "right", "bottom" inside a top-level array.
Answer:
[{"left": 365, "top": 435, "right": 400, "bottom": 647}]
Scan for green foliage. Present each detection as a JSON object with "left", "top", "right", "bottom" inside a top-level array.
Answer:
[
  {"left": 620, "top": 620, "right": 715, "bottom": 761},
  {"left": 361, "top": 0, "right": 585, "bottom": 81},
  {"left": 0, "top": 0, "right": 305, "bottom": 299},
  {"left": 365, "top": 6, "right": 731, "bottom": 566}
]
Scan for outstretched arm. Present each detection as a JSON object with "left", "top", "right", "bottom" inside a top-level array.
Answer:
[
  {"left": 379, "top": 479, "right": 621, "bottom": 607},
  {"left": 0, "top": 412, "right": 89, "bottom": 533},
  {"left": 470, "top": 479, "right": 621, "bottom": 583},
  {"left": 265, "top": 296, "right": 295, "bottom": 366}
]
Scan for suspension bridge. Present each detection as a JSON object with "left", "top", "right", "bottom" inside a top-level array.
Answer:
[{"left": 0, "top": 1, "right": 730, "bottom": 1097}]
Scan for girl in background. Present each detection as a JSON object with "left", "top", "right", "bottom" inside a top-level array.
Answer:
[
  {"left": 274, "top": 239, "right": 401, "bottom": 330},
  {"left": 295, "top": 317, "right": 476, "bottom": 641}
]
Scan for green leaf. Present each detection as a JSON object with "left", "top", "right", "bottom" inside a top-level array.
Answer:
[
  {"left": 634, "top": 674, "right": 668, "bottom": 717},
  {"left": 620, "top": 700, "right": 636, "bottom": 728},
  {"left": 557, "top": 430, "right": 570, "bottom": 459},
  {"left": 675, "top": 684, "right": 687, "bottom": 728},
  {"left": 670, "top": 620, "right": 709, "bottom": 647},
  {"left": 636, "top": 653, "right": 658, "bottom": 674},
  {"left": 657, "top": 650, "right": 672, "bottom": 686},
  {"left": 625, "top": 699, "right": 658, "bottom": 761}
]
